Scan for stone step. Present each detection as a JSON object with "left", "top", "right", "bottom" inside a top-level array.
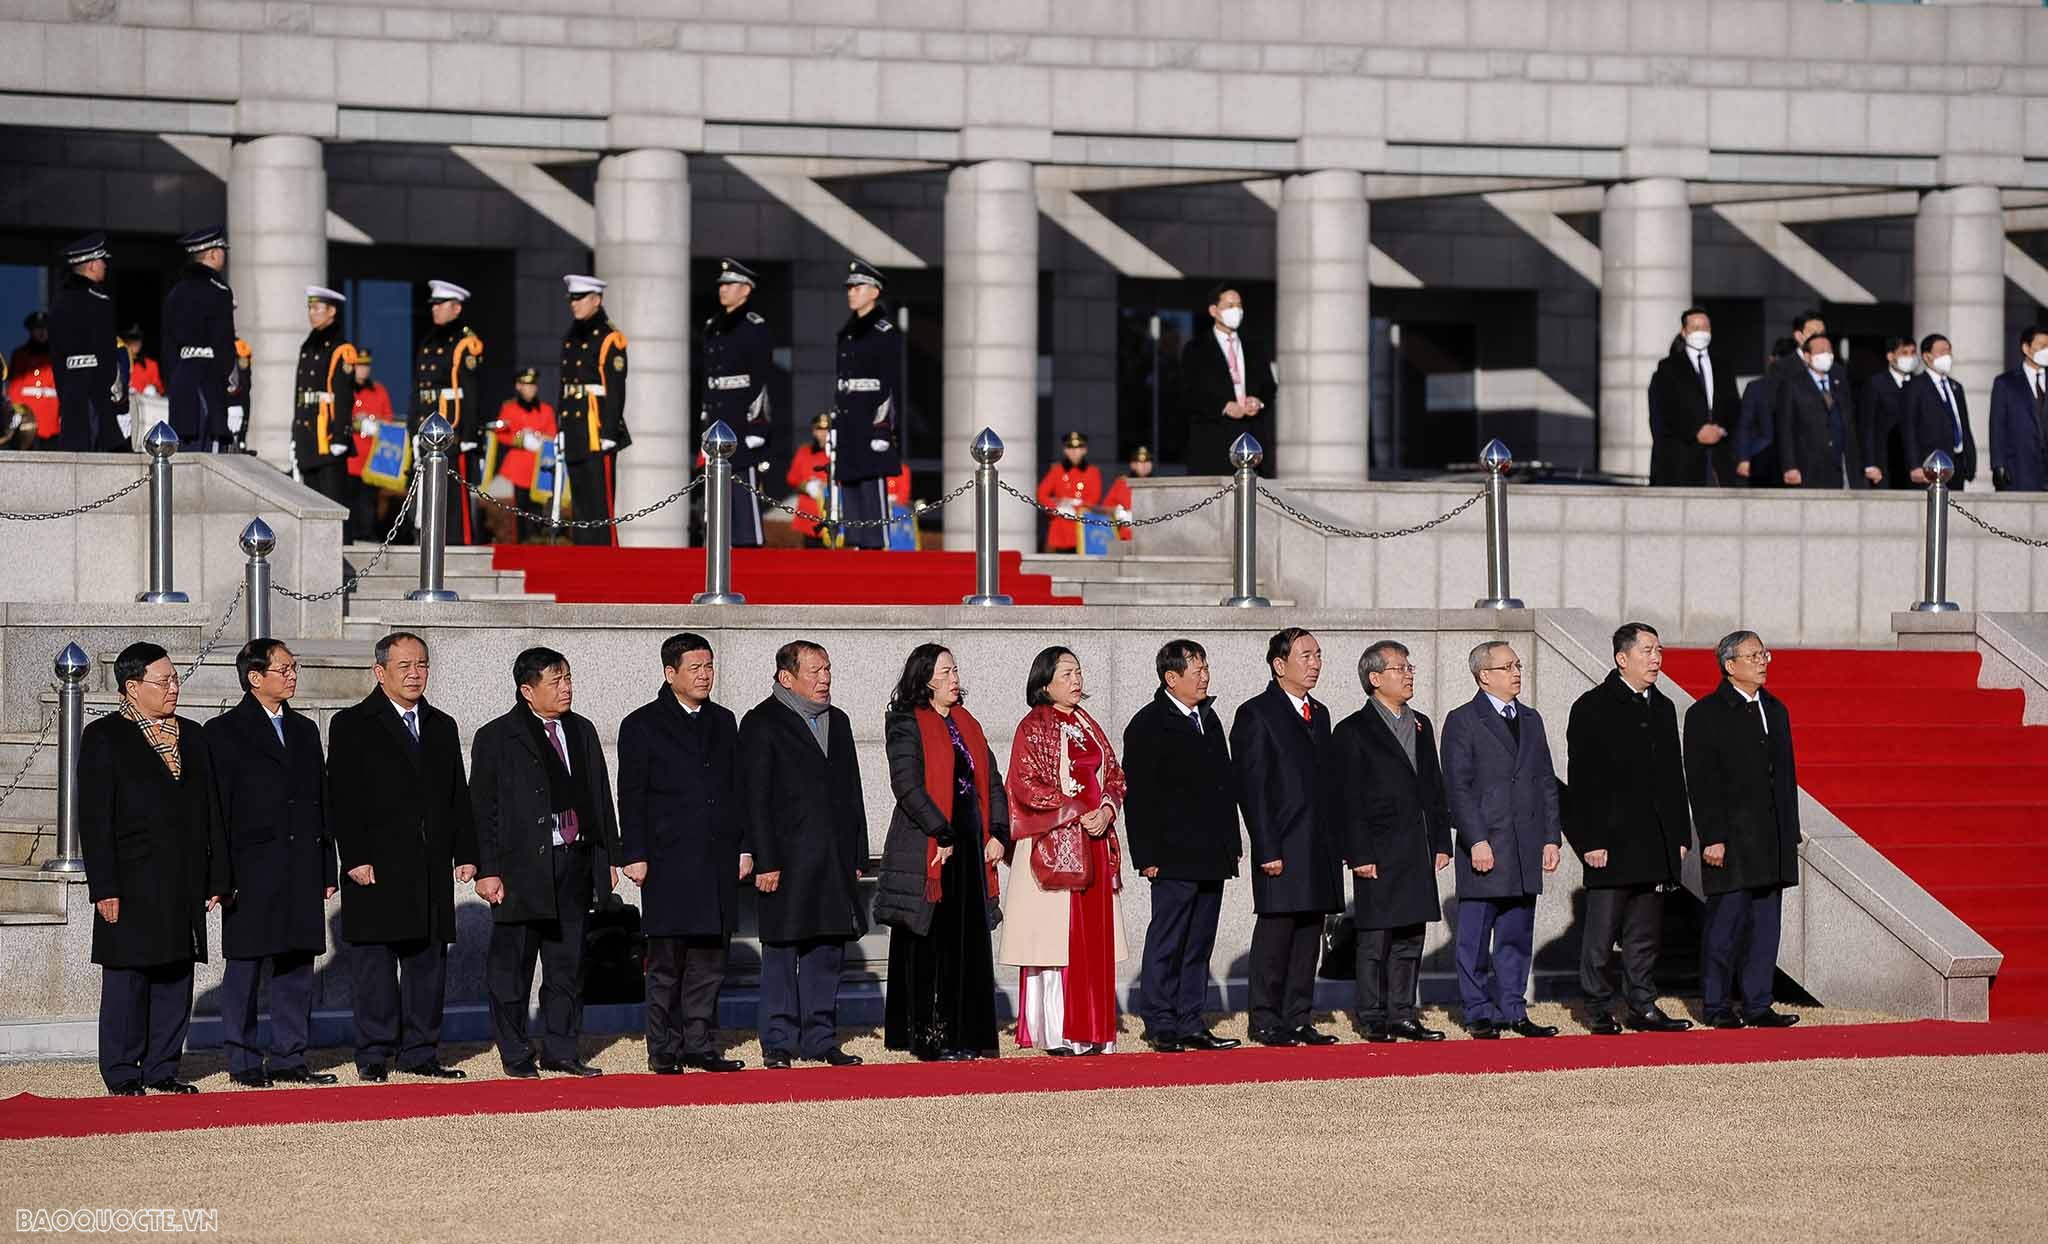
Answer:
[
  {"left": 90, "top": 645, "right": 373, "bottom": 699},
  {"left": 0, "top": 819, "right": 58, "bottom": 868},
  {"left": 0, "top": 732, "right": 58, "bottom": 781},
  {"left": 1018, "top": 553, "right": 1231, "bottom": 582},
  {"left": 342, "top": 545, "right": 505, "bottom": 575},
  {"left": 0, "top": 864, "right": 70, "bottom": 922}
]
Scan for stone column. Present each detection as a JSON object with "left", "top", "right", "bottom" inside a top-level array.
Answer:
[
  {"left": 1913, "top": 185, "right": 2004, "bottom": 462},
  {"left": 594, "top": 149, "right": 690, "bottom": 547},
  {"left": 942, "top": 160, "right": 1039, "bottom": 554},
  {"left": 1275, "top": 169, "right": 1370, "bottom": 479},
  {"left": 1598, "top": 177, "right": 1691, "bottom": 481},
  {"left": 226, "top": 135, "right": 325, "bottom": 473}
]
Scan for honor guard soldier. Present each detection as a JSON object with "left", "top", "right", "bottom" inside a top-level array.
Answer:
[
  {"left": 559, "top": 274, "right": 632, "bottom": 547},
  {"left": 493, "top": 367, "right": 558, "bottom": 542},
  {"left": 702, "top": 258, "right": 775, "bottom": 547},
  {"left": 49, "top": 233, "right": 130, "bottom": 452},
  {"left": 293, "top": 287, "right": 359, "bottom": 529},
  {"left": 346, "top": 349, "right": 393, "bottom": 539},
  {"left": 123, "top": 325, "right": 163, "bottom": 398},
  {"left": 161, "top": 226, "right": 238, "bottom": 451},
  {"left": 1102, "top": 444, "right": 1152, "bottom": 544},
  {"left": 786, "top": 412, "right": 835, "bottom": 547},
  {"left": 414, "top": 280, "right": 485, "bottom": 545},
  {"left": 833, "top": 259, "right": 901, "bottom": 549},
  {"left": 1035, "top": 431, "right": 1104, "bottom": 553}
]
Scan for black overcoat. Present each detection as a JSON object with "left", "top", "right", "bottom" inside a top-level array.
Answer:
[
  {"left": 1330, "top": 704, "right": 1452, "bottom": 930},
  {"left": 1563, "top": 671, "right": 1691, "bottom": 890},
  {"left": 1229, "top": 681, "right": 1342, "bottom": 916},
  {"left": 1121, "top": 690, "right": 1241, "bottom": 883},
  {"left": 872, "top": 709, "right": 1010, "bottom": 938},
  {"left": 329, "top": 690, "right": 476, "bottom": 945},
  {"left": 1180, "top": 326, "right": 1276, "bottom": 476},
  {"left": 738, "top": 695, "right": 869, "bottom": 944},
  {"left": 206, "top": 694, "right": 336, "bottom": 959},
  {"left": 470, "top": 706, "right": 619, "bottom": 926},
  {"left": 78, "top": 714, "right": 229, "bottom": 969},
  {"left": 617, "top": 687, "right": 748, "bottom": 939},
  {"left": 1682, "top": 680, "right": 1802, "bottom": 895}
]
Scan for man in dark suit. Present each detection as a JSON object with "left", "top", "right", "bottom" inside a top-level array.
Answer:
[
  {"left": 1774, "top": 331, "right": 1875, "bottom": 489},
  {"left": 330, "top": 631, "right": 476, "bottom": 1082},
  {"left": 472, "top": 647, "right": 621, "bottom": 1078},
  {"left": 1682, "top": 630, "right": 1802, "bottom": 1029},
  {"left": 740, "top": 640, "right": 868, "bottom": 1068},
  {"left": 1744, "top": 310, "right": 1835, "bottom": 484},
  {"left": 1440, "top": 641, "right": 1562, "bottom": 1038},
  {"left": 77, "top": 642, "right": 228, "bottom": 1095},
  {"left": 1563, "top": 622, "right": 1693, "bottom": 1036},
  {"left": 1988, "top": 324, "right": 2048, "bottom": 492},
  {"left": 1230, "top": 627, "right": 1342, "bottom": 1046},
  {"left": 1647, "top": 308, "right": 1738, "bottom": 486},
  {"left": 1122, "top": 638, "right": 1243, "bottom": 1054},
  {"left": 206, "top": 639, "right": 339, "bottom": 1088},
  {"left": 1903, "top": 333, "right": 1978, "bottom": 489},
  {"left": 1857, "top": 336, "right": 1919, "bottom": 489},
  {"left": 1180, "top": 283, "right": 1276, "bottom": 476},
  {"left": 1735, "top": 337, "right": 1796, "bottom": 486},
  {"left": 1330, "top": 640, "right": 1452, "bottom": 1043},
  {"left": 618, "top": 632, "right": 750, "bottom": 1074}
]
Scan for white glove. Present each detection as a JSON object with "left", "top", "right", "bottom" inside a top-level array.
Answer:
[
  {"left": 330, "top": 443, "right": 351, "bottom": 457},
  {"left": 744, "top": 435, "right": 765, "bottom": 450},
  {"left": 226, "top": 406, "right": 244, "bottom": 435},
  {"left": 458, "top": 441, "right": 479, "bottom": 453},
  {"left": 869, "top": 438, "right": 889, "bottom": 453},
  {"left": 1057, "top": 499, "right": 1080, "bottom": 516},
  {"left": 116, "top": 412, "right": 132, "bottom": 438},
  {"left": 1114, "top": 506, "right": 1132, "bottom": 523},
  {"left": 804, "top": 480, "right": 826, "bottom": 502},
  {"left": 356, "top": 417, "right": 375, "bottom": 437},
  {"left": 144, "top": 385, "right": 160, "bottom": 397},
  {"left": 600, "top": 438, "right": 618, "bottom": 452},
  {"left": 522, "top": 430, "right": 543, "bottom": 452}
]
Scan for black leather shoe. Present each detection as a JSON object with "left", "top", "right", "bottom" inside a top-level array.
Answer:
[
  {"left": 1586, "top": 1012, "right": 1625, "bottom": 1036},
  {"left": 682, "top": 1054, "right": 745, "bottom": 1073},
  {"left": 1363, "top": 1022, "right": 1396, "bottom": 1044},
  {"left": 1508, "top": 1019, "right": 1560, "bottom": 1038},
  {"left": 1743, "top": 1009, "right": 1800, "bottom": 1029},
  {"left": 1466, "top": 1021, "right": 1501, "bottom": 1040},
  {"left": 1180, "top": 1030, "right": 1241, "bottom": 1052},
  {"left": 146, "top": 1078, "right": 199, "bottom": 1094},
  {"left": 1292, "top": 1026, "right": 1340, "bottom": 1046},
  {"left": 762, "top": 1052, "right": 793, "bottom": 1069},
  {"left": 1703, "top": 1012, "right": 1743, "bottom": 1030},
  {"left": 108, "top": 1082, "right": 146, "bottom": 1097},
  {"left": 817, "top": 1049, "right": 864, "bottom": 1068},
  {"left": 1044, "top": 1046, "right": 1076, "bottom": 1056},
  {"left": 932, "top": 1049, "right": 974, "bottom": 1062},
  {"left": 1249, "top": 1029, "right": 1298, "bottom": 1047},
  {"left": 397, "top": 1060, "right": 466, "bottom": 1080},
  {"left": 503, "top": 1061, "right": 540, "bottom": 1079},
  {"left": 269, "top": 1067, "right": 339, "bottom": 1085},
  {"left": 1144, "top": 1035, "right": 1186, "bottom": 1053},
  {"left": 357, "top": 1064, "right": 389, "bottom": 1083},
  {"left": 1626, "top": 1008, "right": 1695, "bottom": 1033},
  {"left": 1387, "top": 1019, "right": 1448, "bottom": 1042},
  {"left": 539, "top": 1059, "right": 603, "bottom": 1077},
  {"left": 649, "top": 1060, "right": 685, "bottom": 1075},
  {"left": 230, "top": 1069, "right": 272, "bottom": 1088}
]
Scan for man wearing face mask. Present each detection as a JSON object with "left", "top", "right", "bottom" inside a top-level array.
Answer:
[
  {"left": 1903, "top": 333, "right": 1977, "bottom": 489},
  {"left": 1180, "top": 283, "right": 1275, "bottom": 477},
  {"left": 1988, "top": 324, "right": 2048, "bottom": 492},
  {"left": 1648, "top": 307, "right": 1738, "bottom": 486},
  {"left": 1736, "top": 337, "right": 1795, "bottom": 487},
  {"left": 1773, "top": 331, "right": 1873, "bottom": 489},
  {"left": 1857, "top": 336, "right": 1918, "bottom": 489}
]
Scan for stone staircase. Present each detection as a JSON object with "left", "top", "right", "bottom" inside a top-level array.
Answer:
[
  {"left": 339, "top": 544, "right": 552, "bottom": 641},
  {"left": 1017, "top": 551, "right": 1290, "bottom": 607}
]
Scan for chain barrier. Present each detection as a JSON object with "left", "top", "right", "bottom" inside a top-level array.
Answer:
[
  {"left": 996, "top": 478, "right": 1235, "bottom": 529},
  {"left": 455, "top": 465, "right": 704, "bottom": 532},
  {"left": 1256, "top": 483, "right": 1486, "bottom": 540},
  {"left": 271, "top": 472, "right": 422, "bottom": 603},
  {"left": 1948, "top": 496, "right": 2048, "bottom": 550},
  {"left": 0, "top": 706, "right": 53, "bottom": 817},
  {"left": 736, "top": 475, "right": 976, "bottom": 529},
  {"left": 0, "top": 471, "right": 150, "bottom": 522}
]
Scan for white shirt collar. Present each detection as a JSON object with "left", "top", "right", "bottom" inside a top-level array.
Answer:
[
  {"left": 1281, "top": 688, "right": 1311, "bottom": 717},
  {"left": 1733, "top": 685, "right": 1763, "bottom": 705},
  {"left": 1483, "top": 691, "right": 1517, "bottom": 715},
  {"left": 387, "top": 695, "right": 420, "bottom": 720},
  {"left": 1215, "top": 326, "right": 1237, "bottom": 347}
]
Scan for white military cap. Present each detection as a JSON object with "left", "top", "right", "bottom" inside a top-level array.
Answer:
[
  {"left": 305, "top": 286, "right": 346, "bottom": 305},
  {"left": 563, "top": 274, "right": 608, "bottom": 296},
  {"left": 427, "top": 279, "right": 471, "bottom": 303}
]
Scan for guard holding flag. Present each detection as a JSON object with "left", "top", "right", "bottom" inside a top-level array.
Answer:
[
  {"left": 832, "top": 259, "right": 901, "bottom": 550},
  {"left": 494, "top": 367, "right": 558, "bottom": 543},
  {"left": 413, "top": 280, "right": 484, "bottom": 545},
  {"left": 294, "top": 286, "right": 359, "bottom": 527},
  {"left": 702, "top": 259, "right": 775, "bottom": 547},
  {"left": 559, "top": 274, "right": 632, "bottom": 546}
]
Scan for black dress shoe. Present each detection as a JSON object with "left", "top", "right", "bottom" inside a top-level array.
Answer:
[
  {"left": 108, "top": 1082, "right": 146, "bottom": 1097},
  {"left": 1292, "top": 1026, "right": 1340, "bottom": 1046},
  {"left": 682, "top": 1054, "right": 745, "bottom": 1073},
  {"left": 1386, "top": 1020, "right": 1448, "bottom": 1042},
  {"left": 146, "top": 1078, "right": 199, "bottom": 1094},
  {"left": 357, "top": 1064, "right": 389, "bottom": 1083},
  {"left": 269, "top": 1067, "right": 339, "bottom": 1085},
  {"left": 1703, "top": 1012, "right": 1744, "bottom": 1030},
  {"left": 649, "top": 1060, "right": 685, "bottom": 1075},
  {"left": 1180, "top": 1030, "right": 1241, "bottom": 1052},
  {"left": 1249, "top": 1029, "right": 1298, "bottom": 1047},
  {"left": 762, "top": 1052, "right": 793, "bottom": 1069},
  {"left": 1363, "top": 1022, "right": 1396, "bottom": 1044},
  {"left": 230, "top": 1069, "right": 272, "bottom": 1088},
  {"left": 1508, "top": 1019, "right": 1560, "bottom": 1038},
  {"left": 931, "top": 1049, "right": 974, "bottom": 1062},
  {"left": 1467, "top": 1021, "right": 1501, "bottom": 1040},
  {"left": 1044, "top": 1046, "right": 1076, "bottom": 1056},
  {"left": 1743, "top": 1009, "right": 1800, "bottom": 1029},
  {"left": 1625, "top": 1008, "right": 1694, "bottom": 1033},
  {"left": 1144, "top": 1035, "right": 1187, "bottom": 1053},
  {"left": 503, "top": 1061, "right": 541, "bottom": 1079},
  {"left": 397, "top": 1060, "right": 466, "bottom": 1080},
  {"left": 539, "top": 1059, "right": 603, "bottom": 1078},
  {"left": 1586, "top": 1012, "right": 1625, "bottom": 1036},
  {"left": 817, "top": 1049, "right": 864, "bottom": 1068}
]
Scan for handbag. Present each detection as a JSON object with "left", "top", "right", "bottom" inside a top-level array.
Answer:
[{"left": 1030, "top": 822, "right": 1093, "bottom": 891}]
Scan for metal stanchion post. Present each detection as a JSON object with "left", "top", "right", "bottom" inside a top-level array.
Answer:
[
  {"left": 1221, "top": 433, "right": 1269, "bottom": 607},
  {"left": 1473, "top": 438, "right": 1524, "bottom": 610},
  {"left": 962, "top": 428, "right": 1012, "bottom": 606},
  {"left": 42, "top": 643, "right": 89, "bottom": 874},
  {"left": 240, "top": 518, "right": 274, "bottom": 641},
  {"left": 407, "top": 415, "right": 459, "bottom": 603},
  {"left": 1910, "top": 450, "right": 1959, "bottom": 613},
  {"left": 694, "top": 421, "right": 746, "bottom": 605},
  {"left": 136, "top": 422, "right": 189, "bottom": 603}
]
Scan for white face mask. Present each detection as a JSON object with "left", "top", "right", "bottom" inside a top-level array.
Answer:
[
  {"left": 1684, "top": 330, "right": 1711, "bottom": 352},
  {"left": 1894, "top": 354, "right": 1919, "bottom": 376},
  {"left": 1807, "top": 351, "right": 1834, "bottom": 375},
  {"left": 1929, "top": 353, "right": 1953, "bottom": 376},
  {"left": 2030, "top": 348, "right": 2048, "bottom": 369},
  {"left": 1219, "top": 306, "right": 1244, "bottom": 331}
]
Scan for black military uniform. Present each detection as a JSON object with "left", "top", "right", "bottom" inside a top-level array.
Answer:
[
  {"left": 833, "top": 259, "right": 902, "bottom": 550},
  {"left": 294, "top": 287, "right": 359, "bottom": 526},
  {"left": 49, "top": 233, "right": 130, "bottom": 453},
  {"left": 559, "top": 274, "right": 632, "bottom": 547},
  {"left": 703, "top": 258, "right": 775, "bottom": 547},
  {"left": 160, "top": 226, "right": 238, "bottom": 452},
  {"left": 412, "top": 281, "right": 484, "bottom": 546}
]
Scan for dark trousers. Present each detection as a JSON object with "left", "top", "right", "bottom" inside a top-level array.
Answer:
[
  {"left": 1455, "top": 895, "right": 1536, "bottom": 1024},
  {"left": 838, "top": 477, "right": 890, "bottom": 550},
  {"left": 219, "top": 950, "right": 316, "bottom": 1075},
  {"left": 302, "top": 459, "right": 352, "bottom": 532},
  {"left": 1138, "top": 878, "right": 1223, "bottom": 1039},
  {"left": 348, "top": 475, "right": 384, "bottom": 544},
  {"left": 759, "top": 936, "right": 846, "bottom": 1058},
  {"left": 513, "top": 489, "right": 546, "bottom": 543},
  {"left": 348, "top": 938, "right": 448, "bottom": 1072},
  {"left": 729, "top": 474, "right": 766, "bottom": 548},
  {"left": 99, "top": 962, "right": 194, "bottom": 1091},
  {"left": 485, "top": 846, "right": 593, "bottom": 1067},
  {"left": 1702, "top": 885, "right": 1783, "bottom": 1019},
  {"left": 1355, "top": 922, "right": 1425, "bottom": 1025},
  {"left": 1247, "top": 912, "right": 1322, "bottom": 1034},
  {"left": 645, "top": 934, "right": 728, "bottom": 1063},
  {"left": 1581, "top": 884, "right": 1665, "bottom": 1015},
  {"left": 566, "top": 455, "right": 616, "bottom": 547}
]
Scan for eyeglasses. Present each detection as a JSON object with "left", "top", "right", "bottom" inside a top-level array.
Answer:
[
  {"left": 1734, "top": 649, "right": 1773, "bottom": 665},
  {"left": 1483, "top": 662, "right": 1524, "bottom": 674},
  {"left": 263, "top": 664, "right": 299, "bottom": 677},
  {"left": 135, "top": 674, "right": 181, "bottom": 689},
  {"left": 1379, "top": 665, "right": 1416, "bottom": 676}
]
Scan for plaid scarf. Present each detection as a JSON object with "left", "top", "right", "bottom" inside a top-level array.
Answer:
[{"left": 120, "top": 699, "right": 181, "bottom": 779}]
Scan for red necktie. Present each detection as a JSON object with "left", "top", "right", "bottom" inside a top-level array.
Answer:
[{"left": 1300, "top": 698, "right": 1313, "bottom": 724}]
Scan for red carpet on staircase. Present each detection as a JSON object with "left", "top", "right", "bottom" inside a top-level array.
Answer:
[
  {"left": 494, "top": 547, "right": 1079, "bottom": 606},
  {"left": 1663, "top": 648, "right": 2048, "bottom": 1018}
]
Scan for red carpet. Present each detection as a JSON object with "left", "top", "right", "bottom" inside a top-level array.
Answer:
[
  {"left": 1663, "top": 649, "right": 2048, "bottom": 1017},
  {"left": 493, "top": 546, "right": 1078, "bottom": 606},
  {"left": 2, "top": 1021, "right": 2041, "bottom": 1141}
]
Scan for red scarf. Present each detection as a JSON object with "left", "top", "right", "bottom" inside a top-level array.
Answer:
[{"left": 916, "top": 705, "right": 998, "bottom": 904}]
